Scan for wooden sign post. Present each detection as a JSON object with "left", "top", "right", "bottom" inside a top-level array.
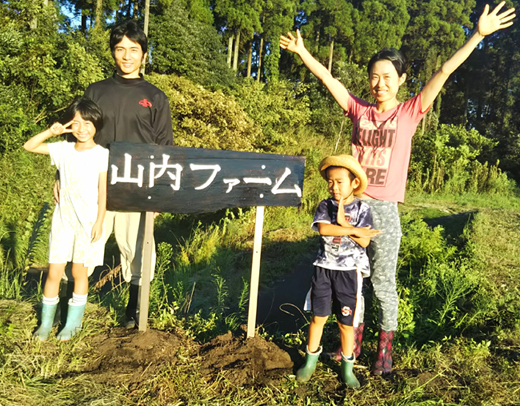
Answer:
[
  {"left": 247, "top": 206, "right": 264, "bottom": 338},
  {"left": 107, "top": 142, "right": 305, "bottom": 335},
  {"left": 138, "top": 211, "right": 154, "bottom": 331}
]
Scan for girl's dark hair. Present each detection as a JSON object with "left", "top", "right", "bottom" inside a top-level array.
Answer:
[
  {"left": 367, "top": 48, "right": 407, "bottom": 77},
  {"left": 110, "top": 20, "right": 147, "bottom": 54},
  {"left": 63, "top": 98, "right": 104, "bottom": 132}
]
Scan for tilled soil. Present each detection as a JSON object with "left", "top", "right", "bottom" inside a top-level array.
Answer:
[{"left": 82, "top": 326, "right": 294, "bottom": 388}]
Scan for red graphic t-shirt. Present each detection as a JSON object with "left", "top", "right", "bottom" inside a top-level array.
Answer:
[{"left": 345, "top": 94, "right": 428, "bottom": 202}]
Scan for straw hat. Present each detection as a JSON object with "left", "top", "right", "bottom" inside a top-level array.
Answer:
[{"left": 318, "top": 154, "right": 368, "bottom": 196}]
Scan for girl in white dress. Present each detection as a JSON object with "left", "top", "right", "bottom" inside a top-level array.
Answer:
[{"left": 24, "top": 98, "right": 109, "bottom": 341}]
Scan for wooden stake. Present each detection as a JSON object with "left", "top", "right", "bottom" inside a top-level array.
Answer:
[
  {"left": 138, "top": 211, "right": 154, "bottom": 332},
  {"left": 247, "top": 206, "right": 265, "bottom": 338}
]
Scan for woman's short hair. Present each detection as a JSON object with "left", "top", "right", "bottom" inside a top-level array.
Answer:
[
  {"left": 110, "top": 20, "right": 147, "bottom": 54},
  {"left": 64, "top": 98, "right": 104, "bottom": 132},
  {"left": 367, "top": 48, "right": 407, "bottom": 77}
]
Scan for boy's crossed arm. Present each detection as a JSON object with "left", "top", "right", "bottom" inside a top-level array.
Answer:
[
  {"left": 317, "top": 222, "right": 380, "bottom": 248},
  {"left": 317, "top": 198, "right": 381, "bottom": 247}
]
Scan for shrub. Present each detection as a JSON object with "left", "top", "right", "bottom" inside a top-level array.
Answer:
[
  {"left": 0, "top": 18, "right": 104, "bottom": 154},
  {"left": 397, "top": 214, "right": 484, "bottom": 343},
  {"left": 232, "top": 79, "right": 311, "bottom": 151},
  {"left": 0, "top": 151, "right": 54, "bottom": 270},
  {"left": 408, "top": 124, "right": 513, "bottom": 195},
  {"left": 148, "top": 74, "right": 262, "bottom": 152}
]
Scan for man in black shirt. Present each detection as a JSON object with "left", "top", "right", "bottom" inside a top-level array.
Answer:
[
  {"left": 84, "top": 22, "right": 173, "bottom": 148},
  {"left": 81, "top": 21, "right": 174, "bottom": 328}
]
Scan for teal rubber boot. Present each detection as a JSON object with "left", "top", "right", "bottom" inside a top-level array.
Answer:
[
  {"left": 296, "top": 346, "right": 322, "bottom": 382},
  {"left": 341, "top": 355, "right": 360, "bottom": 389},
  {"left": 34, "top": 302, "right": 58, "bottom": 341},
  {"left": 57, "top": 301, "right": 86, "bottom": 341}
]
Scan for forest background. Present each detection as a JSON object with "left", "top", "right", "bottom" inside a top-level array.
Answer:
[{"left": 1, "top": 0, "right": 520, "bottom": 405}]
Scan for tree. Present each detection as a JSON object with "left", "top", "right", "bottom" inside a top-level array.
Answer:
[
  {"left": 298, "top": 0, "right": 354, "bottom": 77},
  {"left": 149, "top": 0, "right": 235, "bottom": 89},
  {"left": 214, "top": 0, "right": 262, "bottom": 74},
  {"left": 290, "top": 0, "right": 408, "bottom": 81},
  {"left": 180, "top": 0, "right": 214, "bottom": 25},
  {"left": 401, "top": 0, "right": 475, "bottom": 131},
  {"left": 0, "top": 0, "right": 105, "bottom": 154},
  {"left": 349, "top": 0, "right": 409, "bottom": 64},
  {"left": 253, "top": 0, "right": 298, "bottom": 81},
  {"left": 60, "top": 0, "right": 118, "bottom": 30},
  {"left": 452, "top": 0, "right": 520, "bottom": 181}
]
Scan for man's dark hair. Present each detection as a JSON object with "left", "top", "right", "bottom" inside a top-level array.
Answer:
[
  {"left": 110, "top": 20, "right": 147, "bottom": 54},
  {"left": 63, "top": 98, "right": 104, "bottom": 132},
  {"left": 367, "top": 48, "right": 407, "bottom": 77}
]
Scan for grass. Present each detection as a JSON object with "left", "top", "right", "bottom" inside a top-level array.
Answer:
[
  {"left": 0, "top": 190, "right": 519, "bottom": 405},
  {"left": 1, "top": 132, "right": 520, "bottom": 405}
]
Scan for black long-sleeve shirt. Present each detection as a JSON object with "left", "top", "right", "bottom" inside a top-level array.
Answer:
[{"left": 84, "top": 73, "right": 174, "bottom": 148}]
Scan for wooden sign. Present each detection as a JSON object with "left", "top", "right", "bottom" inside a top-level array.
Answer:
[
  {"left": 106, "top": 142, "right": 306, "bottom": 336},
  {"left": 107, "top": 142, "right": 305, "bottom": 213}
]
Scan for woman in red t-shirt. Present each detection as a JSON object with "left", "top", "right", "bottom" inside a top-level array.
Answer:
[{"left": 280, "top": 2, "right": 515, "bottom": 375}]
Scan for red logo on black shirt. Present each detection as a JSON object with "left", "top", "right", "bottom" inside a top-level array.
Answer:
[{"left": 139, "top": 99, "right": 152, "bottom": 107}]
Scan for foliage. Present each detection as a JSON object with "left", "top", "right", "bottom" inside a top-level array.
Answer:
[
  {"left": 463, "top": 208, "right": 520, "bottom": 332},
  {"left": 408, "top": 124, "right": 514, "bottom": 195},
  {"left": 66, "top": 25, "right": 113, "bottom": 76},
  {"left": 303, "top": 60, "right": 370, "bottom": 142},
  {"left": 148, "top": 73, "right": 262, "bottom": 151},
  {"left": 461, "top": 1, "right": 520, "bottom": 183},
  {"left": 0, "top": 4, "right": 105, "bottom": 155},
  {"left": 255, "top": 0, "right": 298, "bottom": 81},
  {"left": 149, "top": 0, "right": 236, "bottom": 89},
  {"left": 0, "top": 152, "right": 54, "bottom": 272},
  {"left": 232, "top": 78, "right": 311, "bottom": 150},
  {"left": 1, "top": 200, "right": 520, "bottom": 406},
  {"left": 395, "top": 214, "right": 478, "bottom": 343},
  {"left": 179, "top": 0, "right": 214, "bottom": 25},
  {"left": 349, "top": 0, "right": 410, "bottom": 65},
  {"left": 148, "top": 213, "right": 254, "bottom": 340}
]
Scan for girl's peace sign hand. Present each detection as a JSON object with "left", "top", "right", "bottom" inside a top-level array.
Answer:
[
  {"left": 49, "top": 120, "right": 75, "bottom": 136},
  {"left": 478, "top": 1, "right": 516, "bottom": 36}
]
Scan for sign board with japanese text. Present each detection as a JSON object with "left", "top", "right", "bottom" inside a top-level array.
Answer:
[{"left": 107, "top": 142, "right": 305, "bottom": 213}]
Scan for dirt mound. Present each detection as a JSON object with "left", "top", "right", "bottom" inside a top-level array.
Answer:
[
  {"left": 81, "top": 326, "right": 294, "bottom": 388},
  {"left": 199, "top": 331, "right": 294, "bottom": 386},
  {"left": 84, "top": 327, "right": 192, "bottom": 385}
]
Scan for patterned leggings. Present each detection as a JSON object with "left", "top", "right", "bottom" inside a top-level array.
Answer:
[{"left": 364, "top": 200, "right": 401, "bottom": 332}]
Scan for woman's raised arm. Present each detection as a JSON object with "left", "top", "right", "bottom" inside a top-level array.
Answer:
[
  {"left": 420, "top": 1, "right": 515, "bottom": 112},
  {"left": 280, "top": 29, "right": 352, "bottom": 112}
]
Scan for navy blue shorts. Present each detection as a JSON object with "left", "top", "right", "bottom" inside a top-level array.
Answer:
[{"left": 310, "top": 266, "right": 363, "bottom": 326}]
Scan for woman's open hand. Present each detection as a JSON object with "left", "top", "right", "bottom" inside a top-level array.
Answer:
[
  {"left": 478, "top": 1, "right": 515, "bottom": 36},
  {"left": 280, "top": 29, "right": 306, "bottom": 54}
]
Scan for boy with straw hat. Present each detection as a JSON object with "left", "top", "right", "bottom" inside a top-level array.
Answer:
[{"left": 297, "top": 154, "right": 381, "bottom": 388}]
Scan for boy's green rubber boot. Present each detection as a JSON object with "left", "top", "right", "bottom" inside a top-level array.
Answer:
[
  {"left": 57, "top": 301, "right": 86, "bottom": 341},
  {"left": 296, "top": 346, "right": 322, "bottom": 382},
  {"left": 34, "top": 302, "right": 58, "bottom": 341},
  {"left": 341, "top": 354, "right": 360, "bottom": 389}
]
